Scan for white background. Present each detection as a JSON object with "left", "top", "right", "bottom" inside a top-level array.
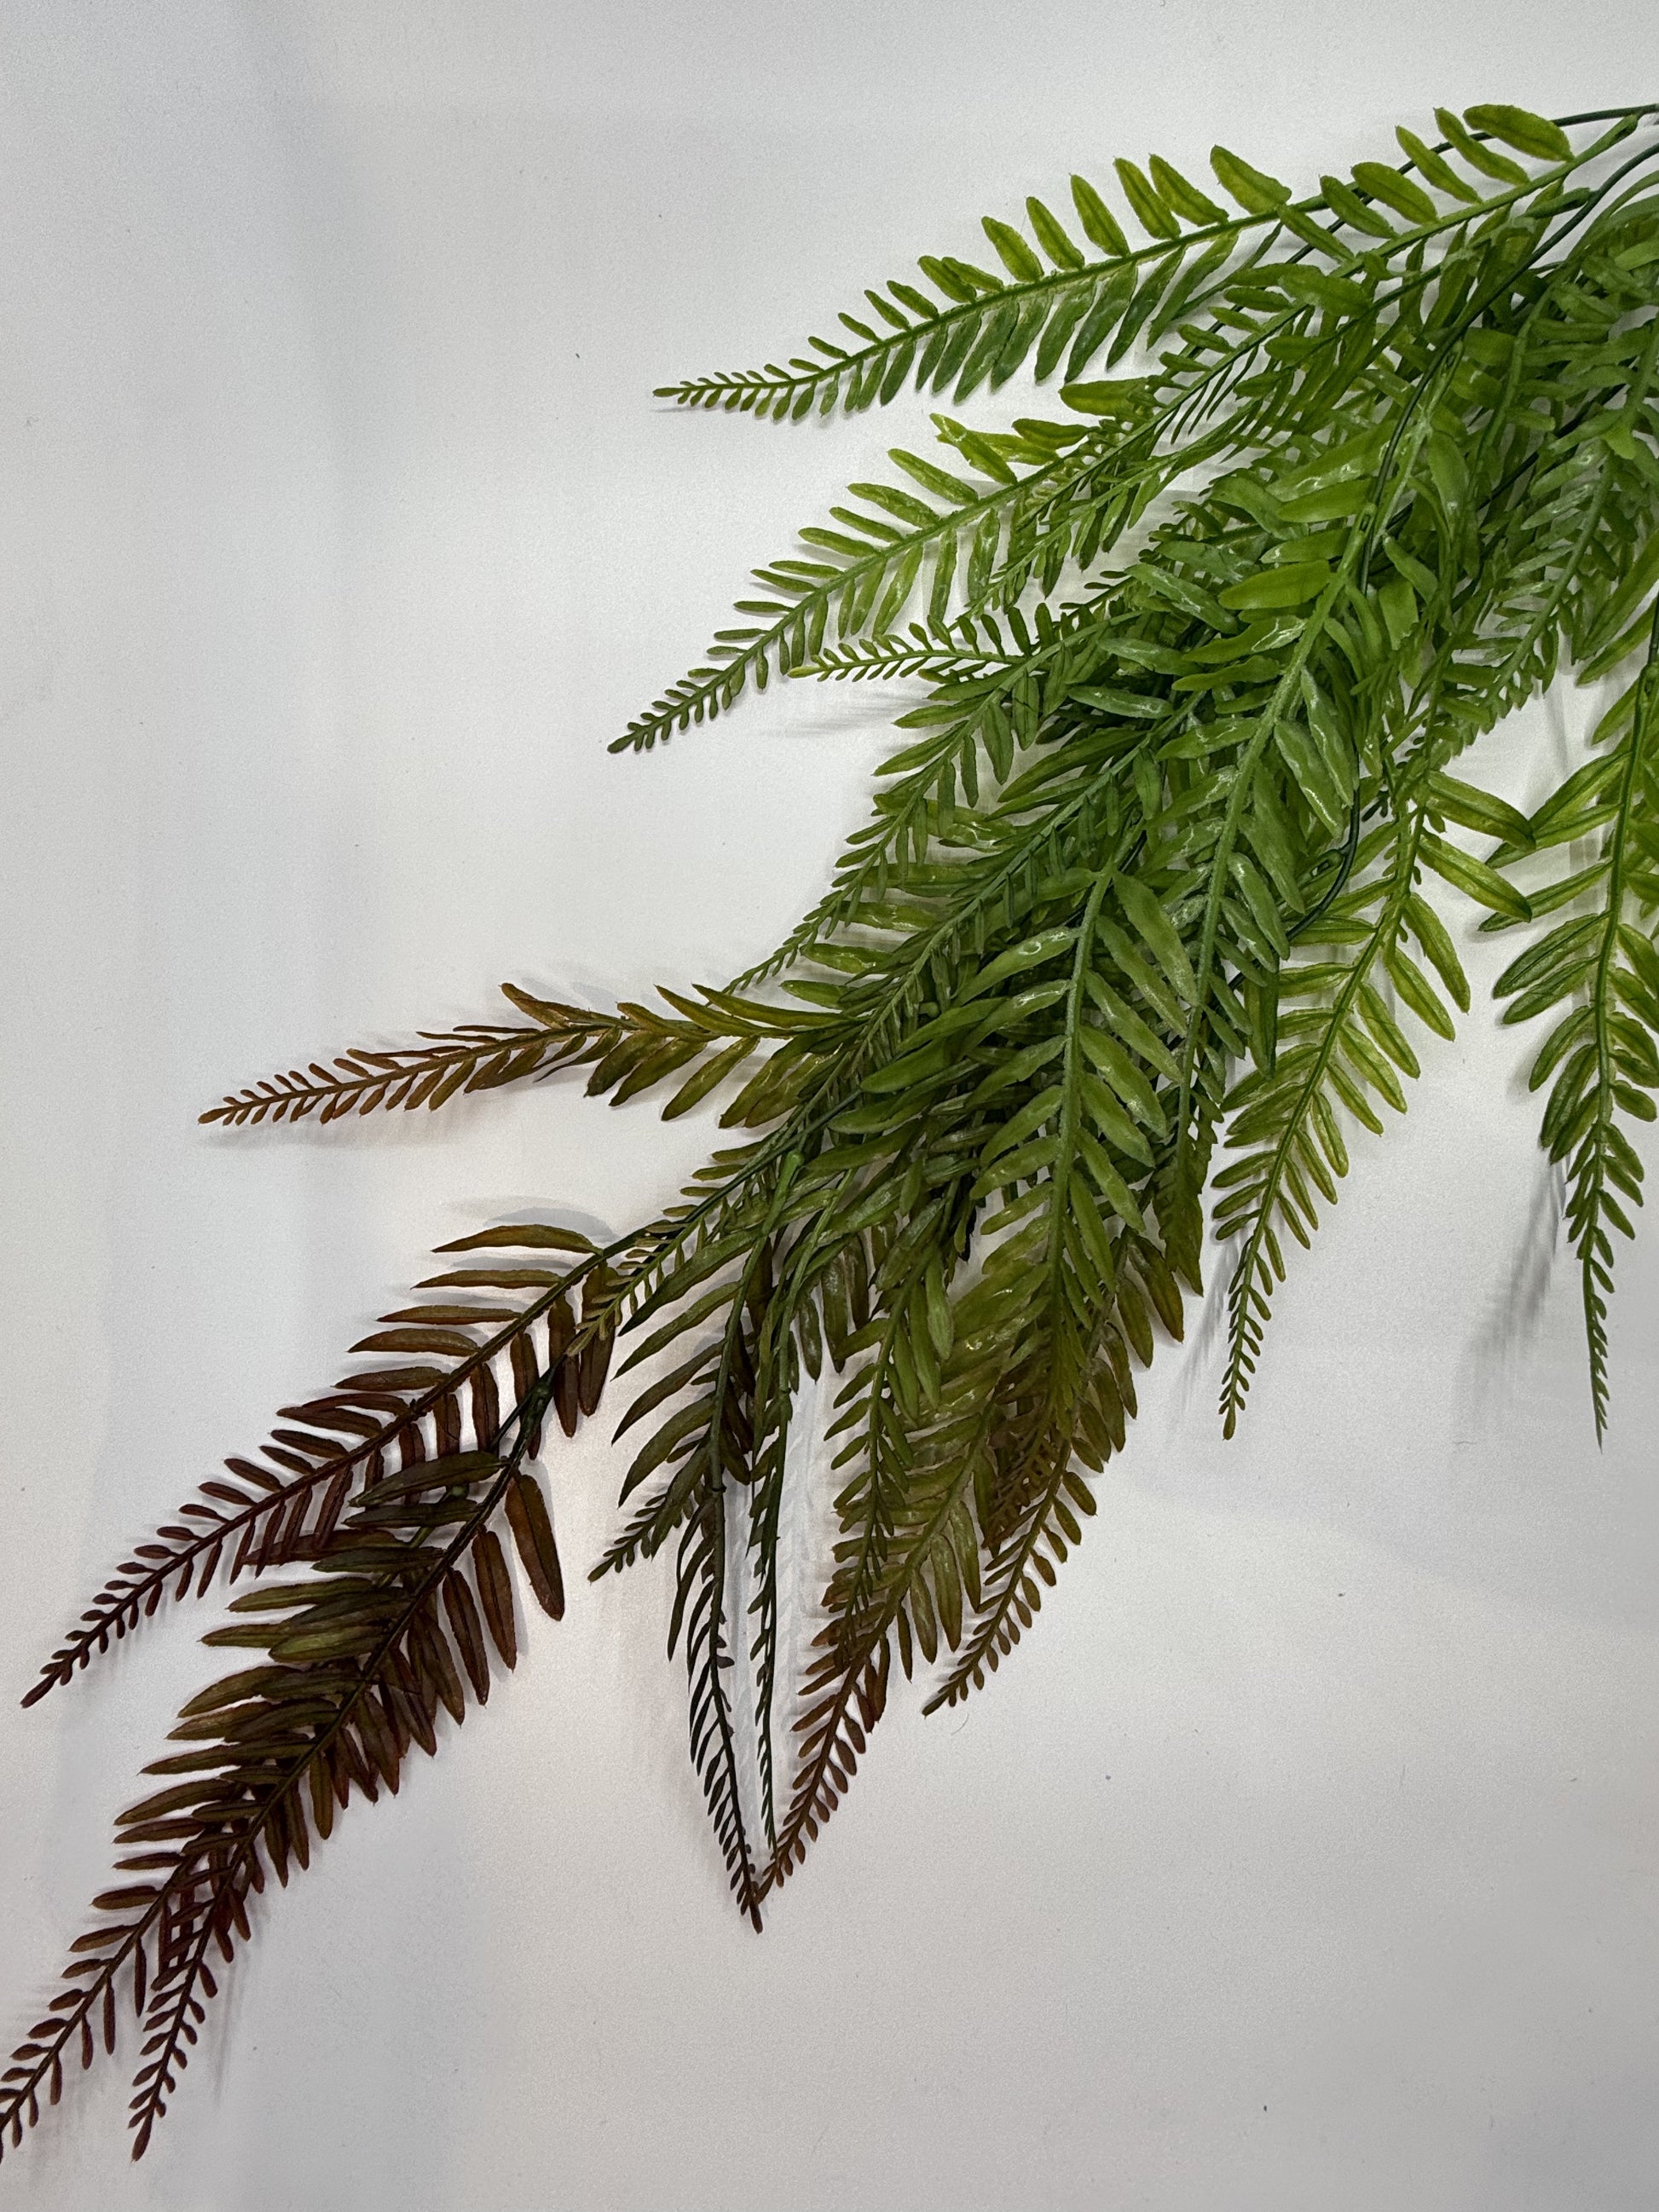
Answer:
[{"left": 2, "top": 5, "right": 1657, "bottom": 2207}]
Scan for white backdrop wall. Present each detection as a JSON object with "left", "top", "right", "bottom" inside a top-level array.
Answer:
[{"left": 2, "top": 6, "right": 1657, "bottom": 2208}]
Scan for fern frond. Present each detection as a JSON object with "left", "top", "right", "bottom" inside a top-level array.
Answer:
[
  {"left": 13, "top": 101, "right": 1659, "bottom": 2170},
  {"left": 199, "top": 980, "right": 847, "bottom": 1129},
  {"left": 654, "top": 109, "right": 1614, "bottom": 424},
  {"left": 610, "top": 434, "right": 1089, "bottom": 753},
  {"left": 4, "top": 1270, "right": 597, "bottom": 2158},
  {"left": 651, "top": 172, "right": 1246, "bottom": 423},
  {"left": 199, "top": 1009, "right": 589, "bottom": 1127},
  {"left": 791, "top": 606, "right": 1027, "bottom": 684},
  {"left": 1495, "top": 611, "right": 1659, "bottom": 1435},
  {"left": 23, "top": 1224, "right": 607, "bottom": 1706},
  {"left": 1215, "top": 815, "right": 1456, "bottom": 1430}
]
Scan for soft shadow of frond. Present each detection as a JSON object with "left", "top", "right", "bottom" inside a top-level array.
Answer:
[
  {"left": 1453, "top": 1157, "right": 1563, "bottom": 1438},
  {"left": 1175, "top": 1232, "right": 1238, "bottom": 1417}
]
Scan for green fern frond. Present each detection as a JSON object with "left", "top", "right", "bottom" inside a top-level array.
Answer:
[
  {"left": 1494, "top": 609, "right": 1659, "bottom": 1435},
  {"left": 611, "top": 432, "right": 1089, "bottom": 753},
  {"left": 650, "top": 108, "right": 1583, "bottom": 424},
  {"left": 1215, "top": 815, "right": 1450, "bottom": 1432}
]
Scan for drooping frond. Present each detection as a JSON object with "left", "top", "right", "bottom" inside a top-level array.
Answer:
[
  {"left": 4, "top": 1246, "right": 603, "bottom": 2160},
  {"left": 1493, "top": 615, "right": 1659, "bottom": 1435},
  {"left": 24, "top": 1224, "right": 609, "bottom": 1707},
  {"left": 1216, "top": 813, "right": 1464, "bottom": 1431}
]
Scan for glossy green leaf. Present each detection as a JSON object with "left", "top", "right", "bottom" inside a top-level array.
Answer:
[
  {"left": 1069, "top": 174, "right": 1130, "bottom": 257},
  {"left": 1219, "top": 562, "right": 1331, "bottom": 611},
  {"left": 1209, "top": 144, "right": 1291, "bottom": 214},
  {"left": 1420, "top": 832, "right": 1533, "bottom": 920},
  {"left": 1113, "top": 158, "right": 1178, "bottom": 240}
]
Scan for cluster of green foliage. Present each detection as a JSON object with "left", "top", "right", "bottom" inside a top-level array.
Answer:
[{"left": 7, "top": 99, "right": 1659, "bottom": 2164}]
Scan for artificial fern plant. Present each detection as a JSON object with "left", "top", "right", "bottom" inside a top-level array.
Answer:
[{"left": 6, "top": 98, "right": 1659, "bottom": 2163}]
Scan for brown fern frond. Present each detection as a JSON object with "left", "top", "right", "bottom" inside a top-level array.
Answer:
[
  {"left": 23, "top": 1224, "right": 607, "bottom": 1707},
  {"left": 3, "top": 1271, "right": 604, "bottom": 2163},
  {"left": 199, "top": 980, "right": 832, "bottom": 1129}
]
